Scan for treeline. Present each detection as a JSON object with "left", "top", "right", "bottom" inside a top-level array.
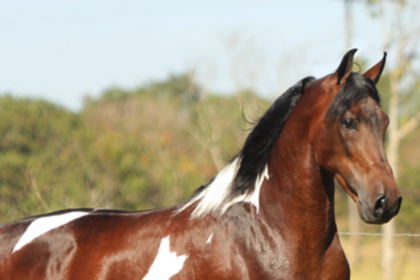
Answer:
[
  {"left": 0, "top": 74, "right": 419, "bottom": 242},
  {"left": 0, "top": 75, "right": 268, "bottom": 224}
]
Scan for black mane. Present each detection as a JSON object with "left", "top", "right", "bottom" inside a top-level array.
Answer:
[
  {"left": 327, "top": 72, "right": 380, "bottom": 120},
  {"left": 226, "top": 76, "right": 315, "bottom": 200}
]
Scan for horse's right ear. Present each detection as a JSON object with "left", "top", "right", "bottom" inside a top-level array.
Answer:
[{"left": 334, "top": 49, "right": 357, "bottom": 86}]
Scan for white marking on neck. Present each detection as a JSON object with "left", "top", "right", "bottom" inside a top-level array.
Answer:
[
  {"left": 246, "top": 164, "right": 270, "bottom": 213},
  {"left": 13, "top": 211, "right": 88, "bottom": 253},
  {"left": 206, "top": 233, "right": 214, "bottom": 244},
  {"left": 143, "top": 236, "right": 188, "bottom": 280},
  {"left": 175, "top": 159, "right": 269, "bottom": 218}
]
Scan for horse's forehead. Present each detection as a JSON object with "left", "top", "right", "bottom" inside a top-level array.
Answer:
[
  {"left": 350, "top": 97, "right": 383, "bottom": 117},
  {"left": 350, "top": 97, "right": 387, "bottom": 127}
]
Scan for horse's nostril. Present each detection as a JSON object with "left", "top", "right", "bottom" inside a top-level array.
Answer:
[
  {"left": 394, "top": 196, "right": 403, "bottom": 215},
  {"left": 374, "top": 196, "right": 386, "bottom": 217}
]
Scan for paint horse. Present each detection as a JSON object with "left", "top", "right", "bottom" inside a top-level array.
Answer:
[{"left": 0, "top": 49, "right": 402, "bottom": 280}]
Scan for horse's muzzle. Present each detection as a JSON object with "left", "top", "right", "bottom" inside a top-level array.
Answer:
[{"left": 358, "top": 195, "right": 402, "bottom": 224}]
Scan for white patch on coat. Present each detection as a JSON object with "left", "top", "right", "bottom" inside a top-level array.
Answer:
[
  {"left": 13, "top": 212, "right": 88, "bottom": 253},
  {"left": 206, "top": 233, "right": 213, "bottom": 244},
  {"left": 246, "top": 165, "right": 270, "bottom": 213},
  {"left": 143, "top": 236, "right": 188, "bottom": 280},
  {"left": 175, "top": 158, "right": 269, "bottom": 219}
]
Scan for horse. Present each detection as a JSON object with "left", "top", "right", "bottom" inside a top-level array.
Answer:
[{"left": 0, "top": 49, "right": 402, "bottom": 280}]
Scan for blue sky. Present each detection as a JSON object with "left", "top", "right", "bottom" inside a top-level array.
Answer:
[{"left": 0, "top": 0, "right": 383, "bottom": 111}]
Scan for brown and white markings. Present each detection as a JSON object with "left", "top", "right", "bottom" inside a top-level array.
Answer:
[{"left": 0, "top": 49, "right": 402, "bottom": 280}]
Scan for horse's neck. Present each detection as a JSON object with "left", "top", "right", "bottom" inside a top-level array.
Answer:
[{"left": 259, "top": 138, "right": 337, "bottom": 246}]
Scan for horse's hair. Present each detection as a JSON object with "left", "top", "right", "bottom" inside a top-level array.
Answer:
[
  {"left": 327, "top": 73, "right": 380, "bottom": 120},
  {"left": 228, "top": 76, "right": 316, "bottom": 200},
  {"left": 175, "top": 76, "right": 315, "bottom": 219}
]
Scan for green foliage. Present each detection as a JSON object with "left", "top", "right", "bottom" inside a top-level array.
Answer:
[
  {"left": 0, "top": 96, "right": 84, "bottom": 220},
  {"left": 0, "top": 75, "right": 266, "bottom": 224},
  {"left": 375, "top": 72, "right": 391, "bottom": 113}
]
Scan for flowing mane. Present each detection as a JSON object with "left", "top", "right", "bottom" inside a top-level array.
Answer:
[{"left": 176, "top": 76, "right": 315, "bottom": 219}]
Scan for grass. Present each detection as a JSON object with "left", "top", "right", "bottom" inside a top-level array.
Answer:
[{"left": 339, "top": 229, "right": 420, "bottom": 279}]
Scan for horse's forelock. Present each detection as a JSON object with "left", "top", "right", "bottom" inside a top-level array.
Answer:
[{"left": 327, "top": 73, "right": 380, "bottom": 121}]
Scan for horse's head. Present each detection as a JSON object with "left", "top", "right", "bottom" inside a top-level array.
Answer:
[{"left": 312, "top": 49, "right": 402, "bottom": 224}]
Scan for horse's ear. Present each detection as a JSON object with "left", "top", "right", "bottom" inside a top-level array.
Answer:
[
  {"left": 334, "top": 49, "right": 357, "bottom": 86},
  {"left": 364, "top": 52, "right": 387, "bottom": 84}
]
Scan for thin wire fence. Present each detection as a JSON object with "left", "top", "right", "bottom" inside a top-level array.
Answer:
[{"left": 339, "top": 232, "right": 420, "bottom": 237}]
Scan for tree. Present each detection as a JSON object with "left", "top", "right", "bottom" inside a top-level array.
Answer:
[
  {"left": 365, "top": 1, "right": 420, "bottom": 279},
  {"left": 0, "top": 75, "right": 258, "bottom": 224}
]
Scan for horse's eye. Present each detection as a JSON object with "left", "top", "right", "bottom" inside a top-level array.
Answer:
[{"left": 342, "top": 118, "right": 357, "bottom": 129}]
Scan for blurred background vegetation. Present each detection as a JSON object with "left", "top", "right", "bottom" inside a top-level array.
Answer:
[{"left": 0, "top": 74, "right": 267, "bottom": 222}]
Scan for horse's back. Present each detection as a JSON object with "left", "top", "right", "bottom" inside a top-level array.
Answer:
[
  {"left": 0, "top": 218, "right": 33, "bottom": 276},
  {"left": 0, "top": 207, "right": 173, "bottom": 280}
]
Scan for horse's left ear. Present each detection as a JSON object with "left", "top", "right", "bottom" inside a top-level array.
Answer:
[
  {"left": 363, "top": 52, "right": 387, "bottom": 84},
  {"left": 334, "top": 49, "right": 357, "bottom": 86}
]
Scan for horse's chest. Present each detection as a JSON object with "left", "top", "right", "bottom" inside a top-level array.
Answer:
[{"left": 242, "top": 237, "right": 349, "bottom": 280}]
